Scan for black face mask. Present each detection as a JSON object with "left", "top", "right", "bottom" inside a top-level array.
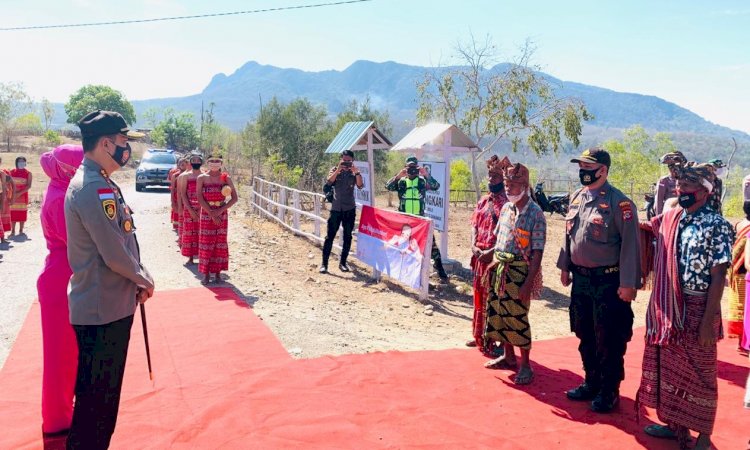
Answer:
[
  {"left": 191, "top": 163, "right": 202, "bottom": 170},
  {"left": 109, "top": 142, "right": 131, "bottom": 167},
  {"left": 579, "top": 168, "right": 600, "bottom": 186},
  {"left": 743, "top": 201, "right": 750, "bottom": 218},
  {"left": 678, "top": 192, "right": 698, "bottom": 209},
  {"left": 489, "top": 182, "right": 504, "bottom": 193}
]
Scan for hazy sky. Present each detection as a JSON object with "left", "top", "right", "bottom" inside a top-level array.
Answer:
[{"left": 1, "top": 0, "right": 748, "bottom": 133}]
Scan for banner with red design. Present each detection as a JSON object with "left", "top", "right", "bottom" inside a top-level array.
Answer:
[{"left": 356, "top": 205, "right": 432, "bottom": 289}]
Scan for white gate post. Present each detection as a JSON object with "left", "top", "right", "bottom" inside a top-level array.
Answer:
[
  {"left": 292, "top": 191, "right": 300, "bottom": 231},
  {"left": 279, "top": 188, "right": 287, "bottom": 223}
]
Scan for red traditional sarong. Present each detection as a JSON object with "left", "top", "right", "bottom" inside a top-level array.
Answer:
[
  {"left": 728, "top": 223, "right": 750, "bottom": 339},
  {"left": 470, "top": 192, "right": 507, "bottom": 351},
  {"left": 10, "top": 168, "right": 29, "bottom": 222},
  {"left": 180, "top": 178, "right": 200, "bottom": 257},
  {"left": 168, "top": 169, "right": 180, "bottom": 230},
  {"left": 198, "top": 180, "right": 229, "bottom": 274},
  {"left": 1, "top": 170, "right": 13, "bottom": 232},
  {"left": 639, "top": 291, "right": 722, "bottom": 434}
]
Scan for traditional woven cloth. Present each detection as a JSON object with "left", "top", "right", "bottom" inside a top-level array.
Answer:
[
  {"left": 180, "top": 178, "right": 200, "bottom": 257},
  {"left": 470, "top": 191, "right": 507, "bottom": 350},
  {"left": 198, "top": 180, "right": 229, "bottom": 274},
  {"left": 1, "top": 170, "right": 13, "bottom": 232},
  {"left": 639, "top": 291, "right": 722, "bottom": 434},
  {"left": 10, "top": 168, "right": 30, "bottom": 222},
  {"left": 728, "top": 223, "right": 750, "bottom": 339},
  {"left": 169, "top": 168, "right": 181, "bottom": 230},
  {"left": 484, "top": 253, "right": 533, "bottom": 350}
]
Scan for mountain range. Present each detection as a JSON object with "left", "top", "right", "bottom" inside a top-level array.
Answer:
[{"left": 50, "top": 59, "right": 749, "bottom": 166}]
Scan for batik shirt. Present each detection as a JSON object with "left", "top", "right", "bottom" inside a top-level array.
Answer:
[
  {"left": 472, "top": 191, "right": 508, "bottom": 250},
  {"left": 494, "top": 199, "right": 546, "bottom": 261},
  {"left": 677, "top": 204, "right": 734, "bottom": 292}
]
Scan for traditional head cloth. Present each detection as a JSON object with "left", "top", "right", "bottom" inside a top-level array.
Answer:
[
  {"left": 743, "top": 173, "right": 750, "bottom": 201},
  {"left": 486, "top": 155, "right": 511, "bottom": 175},
  {"left": 677, "top": 164, "right": 714, "bottom": 193},
  {"left": 40, "top": 144, "right": 84, "bottom": 188},
  {"left": 503, "top": 162, "right": 530, "bottom": 185},
  {"left": 660, "top": 151, "right": 687, "bottom": 166}
]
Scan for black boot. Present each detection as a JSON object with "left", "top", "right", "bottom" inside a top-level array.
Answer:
[
  {"left": 566, "top": 382, "right": 600, "bottom": 401},
  {"left": 590, "top": 390, "right": 620, "bottom": 413}
]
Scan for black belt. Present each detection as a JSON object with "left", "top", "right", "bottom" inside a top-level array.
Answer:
[{"left": 571, "top": 264, "right": 619, "bottom": 277}]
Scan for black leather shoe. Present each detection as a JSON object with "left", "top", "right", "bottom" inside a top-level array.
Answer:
[
  {"left": 339, "top": 263, "right": 351, "bottom": 272},
  {"left": 318, "top": 265, "right": 328, "bottom": 274},
  {"left": 590, "top": 391, "right": 619, "bottom": 413},
  {"left": 566, "top": 383, "right": 599, "bottom": 401}
]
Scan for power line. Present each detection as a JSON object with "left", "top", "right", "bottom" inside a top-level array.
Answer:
[{"left": 0, "top": 0, "right": 373, "bottom": 31}]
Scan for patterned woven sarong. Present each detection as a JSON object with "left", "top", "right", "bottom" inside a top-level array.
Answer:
[
  {"left": 639, "top": 291, "right": 722, "bottom": 434},
  {"left": 198, "top": 181, "right": 229, "bottom": 274},
  {"left": 1, "top": 170, "right": 13, "bottom": 232},
  {"left": 181, "top": 178, "right": 200, "bottom": 257},
  {"left": 484, "top": 253, "right": 531, "bottom": 350},
  {"left": 10, "top": 168, "right": 29, "bottom": 222},
  {"left": 728, "top": 273, "right": 746, "bottom": 339}
]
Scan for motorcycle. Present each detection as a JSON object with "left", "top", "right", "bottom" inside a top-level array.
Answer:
[{"left": 532, "top": 181, "right": 569, "bottom": 217}]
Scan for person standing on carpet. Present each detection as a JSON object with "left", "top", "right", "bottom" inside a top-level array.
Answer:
[
  {"left": 65, "top": 110, "right": 155, "bottom": 449},
  {"left": 557, "top": 147, "right": 641, "bottom": 413},
  {"left": 169, "top": 157, "right": 188, "bottom": 233},
  {"left": 385, "top": 155, "right": 448, "bottom": 281},
  {"left": 481, "top": 163, "right": 545, "bottom": 385},
  {"left": 178, "top": 153, "right": 204, "bottom": 264},
  {"left": 10, "top": 156, "right": 32, "bottom": 236},
  {"left": 636, "top": 165, "right": 734, "bottom": 449},
  {"left": 319, "top": 149, "right": 363, "bottom": 274},
  {"left": 196, "top": 154, "right": 237, "bottom": 285},
  {"left": 467, "top": 155, "right": 510, "bottom": 354},
  {"left": 0, "top": 158, "right": 15, "bottom": 244},
  {"left": 728, "top": 196, "right": 750, "bottom": 353},
  {"left": 37, "top": 144, "right": 83, "bottom": 443}
]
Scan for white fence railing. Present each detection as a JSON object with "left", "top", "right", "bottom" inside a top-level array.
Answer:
[{"left": 250, "top": 177, "right": 431, "bottom": 299}]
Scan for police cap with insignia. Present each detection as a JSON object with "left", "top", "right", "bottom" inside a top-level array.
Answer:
[
  {"left": 77, "top": 110, "right": 145, "bottom": 139},
  {"left": 570, "top": 147, "right": 611, "bottom": 168}
]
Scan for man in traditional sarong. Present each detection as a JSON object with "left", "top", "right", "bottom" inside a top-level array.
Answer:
[
  {"left": 468, "top": 155, "right": 510, "bottom": 354},
  {"left": 729, "top": 196, "right": 750, "bottom": 352},
  {"left": 655, "top": 151, "right": 686, "bottom": 215},
  {"left": 178, "top": 153, "right": 204, "bottom": 264},
  {"left": 196, "top": 155, "right": 238, "bottom": 284},
  {"left": 10, "top": 156, "right": 32, "bottom": 236},
  {"left": 169, "top": 157, "right": 188, "bottom": 232},
  {"left": 558, "top": 147, "right": 641, "bottom": 413},
  {"left": 637, "top": 165, "right": 734, "bottom": 449},
  {"left": 482, "top": 163, "right": 545, "bottom": 385}
]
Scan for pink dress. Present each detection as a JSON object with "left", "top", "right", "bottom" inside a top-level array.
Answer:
[
  {"left": 744, "top": 231, "right": 750, "bottom": 351},
  {"left": 37, "top": 144, "right": 83, "bottom": 434}
]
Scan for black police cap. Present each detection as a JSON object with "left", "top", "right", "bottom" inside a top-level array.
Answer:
[{"left": 77, "top": 110, "right": 144, "bottom": 139}]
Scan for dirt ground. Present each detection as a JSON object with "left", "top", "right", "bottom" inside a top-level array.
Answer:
[{"left": 0, "top": 141, "right": 735, "bottom": 368}]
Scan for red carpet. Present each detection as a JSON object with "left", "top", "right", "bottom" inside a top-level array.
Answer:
[{"left": 1, "top": 287, "right": 747, "bottom": 449}]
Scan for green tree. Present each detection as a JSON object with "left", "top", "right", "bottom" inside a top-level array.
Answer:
[
  {"left": 450, "top": 159, "right": 473, "bottom": 191},
  {"left": 417, "top": 35, "right": 591, "bottom": 199},
  {"left": 602, "top": 125, "right": 672, "bottom": 196},
  {"left": 0, "top": 81, "right": 33, "bottom": 150},
  {"left": 64, "top": 85, "right": 136, "bottom": 125},
  {"left": 15, "top": 112, "right": 43, "bottom": 135},
  {"left": 40, "top": 97, "right": 54, "bottom": 131},
  {"left": 257, "top": 97, "right": 332, "bottom": 189},
  {"left": 150, "top": 108, "right": 200, "bottom": 152},
  {"left": 331, "top": 97, "right": 394, "bottom": 182}
]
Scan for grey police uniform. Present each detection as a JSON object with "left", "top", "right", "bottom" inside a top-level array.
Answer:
[
  {"left": 66, "top": 158, "right": 154, "bottom": 325},
  {"left": 557, "top": 181, "right": 641, "bottom": 397}
]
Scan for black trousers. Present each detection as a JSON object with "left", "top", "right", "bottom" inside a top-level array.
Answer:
[
  {"left": 569, "top": 271, "right": 633, "bottom": 394},
  {"left": 321, "top": 208, "right": 356, "bottom": 266},
  {"left": 431, "top": 234, "right": 446, "bottom": 275},
  {"left": 67, "top": 314, "right": 134, "bottom": 450}
]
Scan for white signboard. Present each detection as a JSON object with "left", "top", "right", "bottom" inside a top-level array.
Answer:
[
  {"left": 421, "top": 161, "right": 447, "bottom": 232},
  {"left": 353, "top": 161, "right": 373, "bottom": 207}
]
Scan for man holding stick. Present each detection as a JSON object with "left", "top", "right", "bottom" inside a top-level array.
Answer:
[{"left": 65, "top": 110, "right": 155, "bottom": 449}]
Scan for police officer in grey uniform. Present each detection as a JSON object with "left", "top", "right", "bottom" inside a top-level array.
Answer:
[
  {"left": 557, "top": 148, "right": 641, "bottom": 413},
  {"left": 65, "top": 110, "right": 155, "bottom": 449}
]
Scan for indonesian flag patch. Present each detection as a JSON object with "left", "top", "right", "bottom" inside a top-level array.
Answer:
[{"left": 99, "top": 189, "right": 117, "bottom": 220}]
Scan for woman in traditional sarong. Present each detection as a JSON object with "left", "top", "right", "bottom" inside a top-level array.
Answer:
[
  {"left": 10, "top": 156, "right": 32, "bottom": 236},
  {"left": 0, "top": 164, "right": 15, "bottom": 243},
  {"left": 179, "top": 154, "right": 204, "bottom": 264},
  {"left": 729, "top": 203, "right": 750, "bottom": 352},
  {"left": 468, "top": 155, "right": 510, "bottom": 354},
  {"left": 37, "top": 144, "right": 83, "bottom": 439},
  {"left": 196, "top": 155, "right": 238, "bottom": 284},
  {"left": 169, "top": 158, "right": 188, "bottom": 232}
]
